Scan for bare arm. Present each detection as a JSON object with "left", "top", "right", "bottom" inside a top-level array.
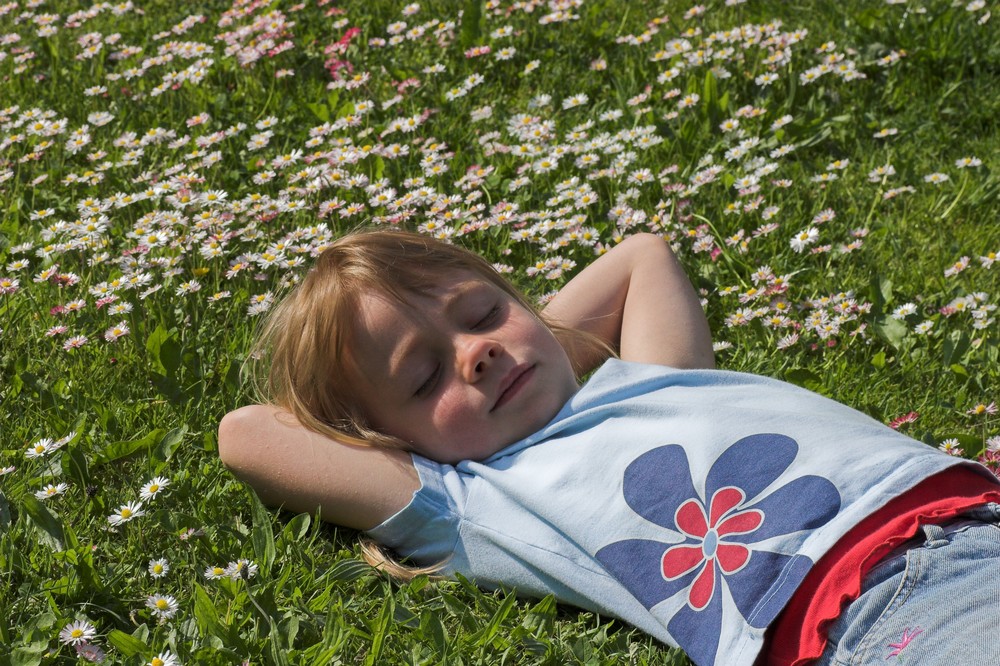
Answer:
[
  {"left": 542, "top": 233, "right": 714, "bottom": 370},
  {"left": 218, "top": 405, "right": 419, "bottom": 530}
]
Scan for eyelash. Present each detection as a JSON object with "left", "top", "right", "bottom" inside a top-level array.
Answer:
[
  {"left": 474, "top": 304, "right": 501, "bottom": 329},
  {"left": 415, "top": 365, "right": 440, "bottom": 397}
]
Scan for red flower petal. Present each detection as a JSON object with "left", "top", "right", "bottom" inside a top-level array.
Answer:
[
  {"left": 688, "top": 560, "right": 716, "bottom": 610},
  {"left": 715, "top": 543, "right": 751, "bottom": 574},
  {"left": 716, "top": 509, "right": 763, "bottom": 537},
  {"left": 661, "top": 544, "right": 706, "bottom": 580},
  {"left": 708, "top": 487, "right": 744, "bottom": 526},
  {"left": 675, "top": 498, "right": 708, "bottom": 538}
]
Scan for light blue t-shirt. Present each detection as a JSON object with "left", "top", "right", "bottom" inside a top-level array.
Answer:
[{"left": 368, "top": 359, "right": 977, "bottom": 666}]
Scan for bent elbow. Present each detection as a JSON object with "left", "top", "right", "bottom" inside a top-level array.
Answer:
[{"left": 217, "top": 404, "right": 270, "bottom": 472}]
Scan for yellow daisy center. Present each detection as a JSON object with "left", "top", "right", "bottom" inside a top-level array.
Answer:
[
  {"left": 152, "top": 658, "right": 164, "bottom": 666},
  {"left": 148, "top": 484, "right": 159, "bottom": 493},
  {"left": 120, "top": 508, "right": 132, "bottom": 518},
  {"left": 155, "top": 599, "right": 169, "bottom": 610},
  {"left": 71, "top": 628, "right": 84, "bottom": 638}
]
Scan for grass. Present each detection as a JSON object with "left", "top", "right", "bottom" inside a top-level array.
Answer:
[{"left": 0, "top": 0, "right": 998, "bottom": 664}]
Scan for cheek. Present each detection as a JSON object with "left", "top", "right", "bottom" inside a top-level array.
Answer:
[{"left": 427, "top": 388, "right": 478, "bottom": 438}]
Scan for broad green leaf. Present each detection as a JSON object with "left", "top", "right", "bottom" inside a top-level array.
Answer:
[
  {"left": 153, "top": 425, "right": 187, "bottom": 463},
  {"left": 249, "top": 490, "right": 276, "bottom": 573},
  {"left": 95, "top": 429, "right": 163, "bottom": 465},
  {"left": 193, "top": 583, "right": 227, "bottom": 642},
  {"left": 306, "top": 102, "right": 329, "bottom": 123},
  {"left": 322, "top": 558, "right": 371, "bottom": 582},
  {"left": 943, "top": 330, "right": 970, "bottom": 366},
  {"left": 146, "top": 325, "right": 182, "bottom": 377},
  {"left": 0, "top": 491, "right": 10, "bottom": 529},
  {"left": 473, "top": 593, "right": 516, "bottom": 645},
  {"left": 459, "top": 0, "right": 483, "bottom": 48},
  {"left": 106, "top": 629, "right": 147, "bottom": 657},
  {"left": 327, "top": 90, "right": 340, "bottom": 112},
  {"left": 364, "top": 596, "right": 394, "bottom": 666},
  {"left": 10, "top": 645, "right": 43, "bottom": 666},
  {"left": 281, "top": 512, "right": 311, "bottom": 542},
  {"left": 783, "top": 368, "right": 830, "bottom": 396},
  {"left": 21, "top": 495, "right": 64, "bottom": 551},
  {"left": 874, "top": 316, "right": 907, "bottom": 351}
]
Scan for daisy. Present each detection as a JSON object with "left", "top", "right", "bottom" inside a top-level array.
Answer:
[
  {"left": 140, "top": 477, "right": 170, "bottom": 500},
  {"left": 968, "top": 402, "right": 998, "bottom": 416},
  {"left": 146, "top": 594, "right": 179, "bottom": 620},
  {"left": 107, "top": 501, "right": 145, "bottom": 527},
  {"left": 888, "top": 412, "right": 919, "bottom": 430},
  {"left": 148, "top": 650, "right": 180, "bottom": 666},
  {"left": 59, "top": 619, "right": 97, "bottom": 645},
  {"left": 35, "top": 482, "right": 69, "bottom": 500},
  {"left": 148, "top": 558, "right": 170, "bottom": 579},
  {"left": 63, "top": 335, "right": 88, "bottom": 351},
  {"left": 225, "top": 559, "right": 259, "bottom": 580},
  {"left": 923, "top": 172, "right": 949, "bottom": 184},
  {"left": 25, "top": 438, "right": 54, "bottom": 459},
  {"left": 104, "top": 322, "right": 130, "bottom": 342},
  {"left": 204, "top": 565, "right": 227, "bottom": 580},
  {"left": 789, "top": 228, "right": 819, "bottom": 253},
  {"left": 938, "top": 439, "right": 964, "bottom": 456},
  {"left": 955, "top": 156, "right": 982, "bottom": 168},
  {"left": 75, "top": 642, "right": 106, "bottom": 663},
  {"left": 944, "top": 256, "right": 970, "bottom": 278}
]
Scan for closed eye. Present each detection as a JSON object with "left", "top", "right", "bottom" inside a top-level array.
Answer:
[
  {"left": 473, "top": 304, "right": 501, "bottom": 330},
  {"left": 414, "top": 364, "right": 440, "bottom": 397}
]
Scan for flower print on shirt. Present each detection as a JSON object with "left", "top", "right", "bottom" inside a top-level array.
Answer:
[{"left": 597, "top": 433, "right": 841, "bottom": 666}]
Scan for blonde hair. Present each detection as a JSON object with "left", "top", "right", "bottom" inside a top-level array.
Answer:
[{"left": 252, "top": 228, "right": 608, "bottom": 579}]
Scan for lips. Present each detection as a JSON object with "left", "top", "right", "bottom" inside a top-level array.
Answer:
[{"left": 492, "top": 364, "right": 534, "bottom": 411}]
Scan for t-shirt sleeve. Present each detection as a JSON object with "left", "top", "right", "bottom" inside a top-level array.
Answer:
[{"left": 364, "top": 454, "right": 467, "bottom": 566}]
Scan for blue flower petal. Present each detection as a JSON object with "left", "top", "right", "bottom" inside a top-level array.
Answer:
[
  {"left": 622, "top": 445, "right": 697, "bottom": 530},
  {"left": 725, "top": 475, "right": 841, "bottom": 544},
  {"left": 596, "top": 537, "right": 696, "bottom": 609},
  {"left": 667, "top": 583, "right": 723, "bottom": 666},
  {"left": 726, "top": 552, "right": 814, "bottom": 628},
  {"left": 705, "top": 433, "right": 797, "bottom": 501}
]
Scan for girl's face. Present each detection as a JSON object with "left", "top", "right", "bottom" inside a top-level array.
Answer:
[{"left": 347, "top": 272, "right": 579, "bottom": 464}]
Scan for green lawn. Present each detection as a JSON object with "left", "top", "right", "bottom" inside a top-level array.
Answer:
[{"left": 1, "top": 0, "right": 998, "bottom": 664}]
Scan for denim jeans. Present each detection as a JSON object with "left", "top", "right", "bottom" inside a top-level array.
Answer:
[{"left": 817, "top": 503, "right": 1000, "bottom": 665}]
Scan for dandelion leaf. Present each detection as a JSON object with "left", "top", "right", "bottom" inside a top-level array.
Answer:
[
  {"left": 874, "top": 316, "right": 908, "bottom": 351},
  {"left": 145, "top": 325, "right": 181, "bottom": 377},
  {"left": 460, "top": 0, "right": 484, "bottom": 48},
  {"left": 95, "top": 429, "right": 163, "bottom": 465},
  {"left": 20, "top": 495, "right": 64, "bottom": 551},
  {"left": 249, "top": 489, "right": 277, "bottom": 573},
  {"left": 106, "top": 629, "right": 147, "bottom": 657},
  {"left": 153, "top": 425, "right": 187, "bottom": 463}
]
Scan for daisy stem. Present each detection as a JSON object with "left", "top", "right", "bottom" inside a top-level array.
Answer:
[{"left": 937, "top": 172, "right": 968, "bottom": 220}]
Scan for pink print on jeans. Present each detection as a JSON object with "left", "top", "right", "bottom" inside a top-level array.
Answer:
[{"left": 886, "top": 627, "right": 923, "bottom": 659}]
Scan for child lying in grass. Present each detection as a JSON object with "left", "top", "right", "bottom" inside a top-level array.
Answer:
[{"left": 220, "top": 229, "right": 1000, "bottom": 666}]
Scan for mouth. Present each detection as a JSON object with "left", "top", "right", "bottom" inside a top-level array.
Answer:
[{"left": 491, "top": 364, "right": 534, "bottom": 412}]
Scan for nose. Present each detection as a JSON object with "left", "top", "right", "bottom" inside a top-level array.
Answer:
[{"left": 458, "top": 336, "right": 502, "bottom": 383}]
